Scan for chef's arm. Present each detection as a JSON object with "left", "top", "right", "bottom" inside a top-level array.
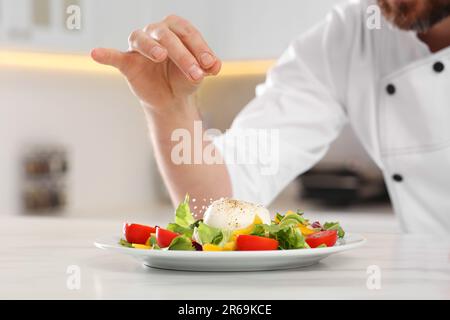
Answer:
[
  {"left": 143, "top": 103, "right": 232, "bottom": 211},
  {"left": 91, "top": 15, "right": 232, "bottom": 210}
]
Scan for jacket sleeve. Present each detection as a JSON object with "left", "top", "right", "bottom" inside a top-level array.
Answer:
[{"left": 213, "top": 3, "right": 359, "bottom": 205}]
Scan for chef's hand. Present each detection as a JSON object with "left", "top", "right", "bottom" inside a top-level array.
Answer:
[{"left": 91, "top": 15, "right": 221, "bottom": 112}]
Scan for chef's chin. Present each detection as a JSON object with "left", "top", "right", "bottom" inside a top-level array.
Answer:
[{"left": 377, "top": 0, "right": 450, "bottom": 32}]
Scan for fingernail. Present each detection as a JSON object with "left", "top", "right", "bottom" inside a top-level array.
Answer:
[
  {"left": 150, "top": 46, "right": 165, "bottom": 60},
  {"left": 189, "top": 64, "right": 204, "bottom": 81},
  {"left": 200, "top": 52, "right": 214, "bottom": 66},
  {"left": 91, "top": 48, "right": 102, "bottom": 59}
]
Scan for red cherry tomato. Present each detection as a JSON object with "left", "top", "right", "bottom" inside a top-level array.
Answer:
[
  {"left": 123, "top": 223, "right": 156, "bottom": 244},
  {"left": 306, "top": 230, "right": 338, "bottom": 248},
  {"left": 156, "top": 227, "right": 179, "bottom": 248},
  {"left": 236, "top": 235, "right": 279, "bottom": 251}
]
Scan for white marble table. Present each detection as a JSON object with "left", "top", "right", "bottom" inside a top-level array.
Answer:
[{"left": 0, "top": 215, "right": 449, "bottom": 300}]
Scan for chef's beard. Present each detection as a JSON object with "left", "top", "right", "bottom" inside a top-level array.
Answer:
[{"left": 377, "top": 0, "right": 450, "bottom": 32}]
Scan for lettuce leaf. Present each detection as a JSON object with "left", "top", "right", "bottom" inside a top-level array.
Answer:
[
  {"left": 166, "top": 222, "right": 193, "bottom": 238},
  {"left": 174, "top": 194, "right": 195, "bottom": 228},
  {"left": 264, "top": 219, "right": 299, "bottom": 234},
  {"left": 168, "top": 235, "right": 195, "bottom": 251},
  {"left": 250, "top": 218, "right": 307, "bottom": 249},
  {"left": 275, "top": 213, "right": 284, "bottom": 223},
  {"left": 273, "top": 226, "right": 307, "bottom": 249},
  {"left": 323, "top": 221, "right": 345, "bottom": 238},
  {"left": 148, "top": 235, "right": 161, "bottom": 249},
  {"left": 217, "top": 230, "right": 232, "bottom": 247},
  {"left": 195, "top": 222, "right": 224, "bottom": 245},
  {"left": 250, "top": 224, "right": 267, "bottom": 237},
  {"left": 280, "top": 211, "right": 307, "bottom": 225},
  {"left": 166, "top": 194, "right": 196, "bottom": 237},
  {"left": 119, "top": 238, "right": 133, "bottom": 248}
]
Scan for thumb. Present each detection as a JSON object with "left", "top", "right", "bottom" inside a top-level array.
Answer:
[{"left": 91, "top": 48, "right": 126, "bottom": 71}]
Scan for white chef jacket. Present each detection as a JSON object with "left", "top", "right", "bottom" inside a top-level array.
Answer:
[{"left": 213, "top": 0, "right": 450, "bottom": 235}]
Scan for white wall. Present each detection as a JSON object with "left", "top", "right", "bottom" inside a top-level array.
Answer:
[
  {"left": 0, "top": 0, "right": 343, "bottom": 59},
  {"left": 0, "top": 0, "right": 350, "bottom": 217},
  {"left": 0, "top": 66, "right": 159, "bottom": 216}
]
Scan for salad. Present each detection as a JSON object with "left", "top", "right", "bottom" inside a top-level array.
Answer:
[{"left": 119, "top": 195, "right": 345, "bottom": 251}]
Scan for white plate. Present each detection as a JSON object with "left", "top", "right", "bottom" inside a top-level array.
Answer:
[{"left": 94, "top": 234, "right": 366, "bottom": 272}]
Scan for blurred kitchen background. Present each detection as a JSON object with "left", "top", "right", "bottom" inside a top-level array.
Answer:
[{"left": 0, "top": 0, "right": 393, "bottom": 221}]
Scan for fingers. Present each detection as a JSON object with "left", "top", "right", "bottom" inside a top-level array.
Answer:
[
  {"left": 207, "top": 59, "right": 222, "bottom": 76},
  {"left": 164, "top": 15, "right": 219, "bottom": 73},
  {"left": 147, "top": 24, "right": 205, "bottom": 82},
  {"left": 93, "top": 16, "right": 222, "bottom": 83},
  {"left": 128, "top": 29, "right": 168, "bottom": 63},
  {"left": 91, "top": 48, "right": 127, "bottom": 71}
]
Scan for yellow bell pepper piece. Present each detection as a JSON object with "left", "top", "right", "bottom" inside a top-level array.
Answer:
[
  {"left": 232, "top": 215, "right": 263, "bottom": 240},
  {"left": 131, "top": 243, "right": 152, "bottom": 249},
  {"left": 298, "top": 224, "right": 316, "bottom": 236},
  {"left": 203, "top": 244, "right": 223, "bottom": 251},
  {"left": 203, "top": 242, "right": 236, "bottom": 251},
  {"left": 222, "top": 241, "right": 236, "bottom": 251},
  {"left": 253, "top": 215, "right": 263, "bottom": 225}
]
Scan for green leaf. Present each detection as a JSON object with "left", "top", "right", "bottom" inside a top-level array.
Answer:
[
  {"left": 216, "top": 230, "right": 233, "bottom": 247},
  {"left": 166, "top": 222, "right": 193, "bottom": 238},
  {"left": 250, "top": 224, "right": 267, "bottom": 237},
  {"left": 119, "top": 238, "right": 133, "bottom": 248},
  {"left": 266, "top": 218, "right": 298, "bottom": 234},
  {"left": 275, "top": 212, "right": 284, "bottom": 222},
  {"left": 168, "top": 235, "right": 195, "bottom": 251},
  {"left": 249, "top": 221, "right": 286, "bottom": 236},
  {"left": 250, "top": 219, "right": 307, "bottom": 250},
  {"left": 195, "top": 222, "right": 224, "bottom": 245},
  {"left": 323, "top": 222, "right": 345, "bottom": 238},
  {"left": 174, "top": 194, "right": 195, "bottom": 228},
  {"left": 149, "top": 235, "right": 158, "bottom": 246},
  {"left": 273, "top": 226, "right": 307, "bottom": 250},
  {"left": 281, "top": 212, "right": 307, "bottom": 225},
  {"left": 191, "top": 219, "right": 203, "bottom": 228}
]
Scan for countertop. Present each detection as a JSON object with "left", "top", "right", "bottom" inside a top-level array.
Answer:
[{"left": 1, "top": 211, "right": 449, "bottom": 300}]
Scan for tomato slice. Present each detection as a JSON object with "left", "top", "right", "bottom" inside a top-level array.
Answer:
[
  {"left": 156, "top": 227, "right": 179, "bottom": 248},
  {"left": 236, "top": 235, "right": 279, "bottom": 251},
  {"left": 306, "top": 230, "right": 338, "bottom": 248},
  {"left": 123, "top": 223, "right": 156, "bottom": 245}
]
